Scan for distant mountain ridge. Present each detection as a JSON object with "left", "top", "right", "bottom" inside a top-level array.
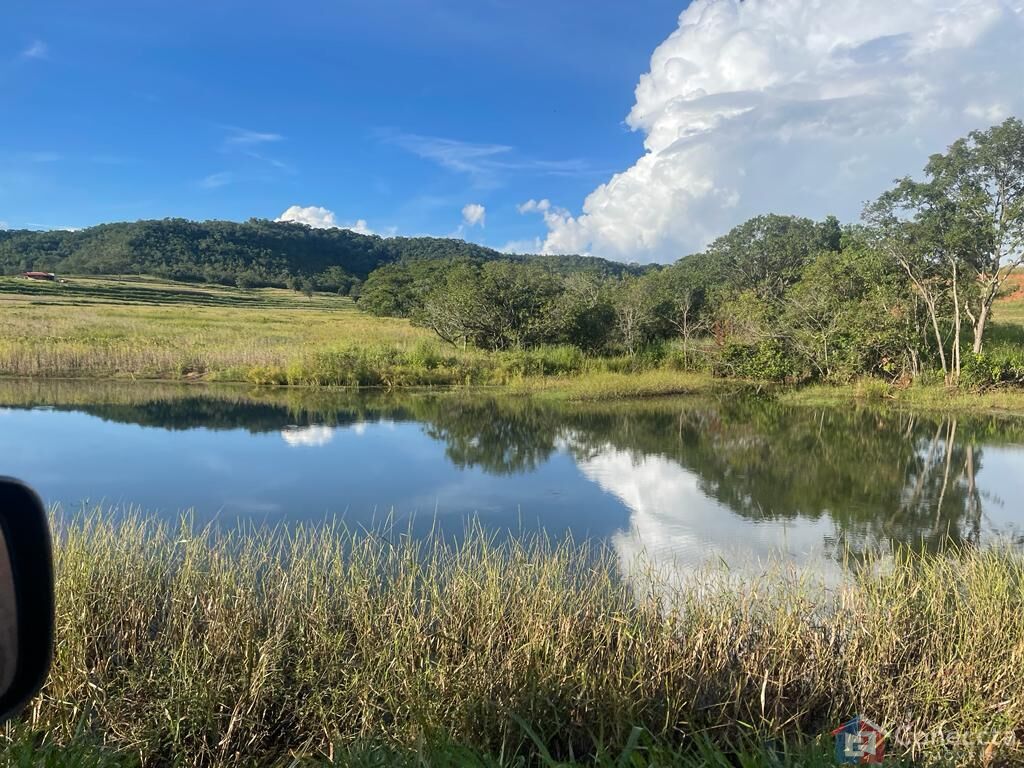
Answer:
[{"left": 0, "top": 218, "right": 642, "bottom": 289}]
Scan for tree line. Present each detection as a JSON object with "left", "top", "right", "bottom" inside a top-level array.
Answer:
[
  {"left": 0, "top": 218, "right": 637, "bottom": 295},
  {"left": 361, "top": 119, "right": 1024, "bottom": 387}
]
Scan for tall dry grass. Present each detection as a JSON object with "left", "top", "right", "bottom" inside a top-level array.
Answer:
[{"left": 8, "top": 513, "right": 1024, "bottom": 766}]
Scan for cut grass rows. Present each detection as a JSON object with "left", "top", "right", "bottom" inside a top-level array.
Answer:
[
  {"left": 0, "top": 275, "right": 353, "bottom": 309},
  {"left": 0, "top": 277, "right": 432, "bottom": 381}
]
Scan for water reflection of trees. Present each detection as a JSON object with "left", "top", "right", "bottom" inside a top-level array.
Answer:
[
  {"left": 559, "top": 403, "right": 996, "bottom": 554},
  {"left": 4, "top": 379, "right": 1020, "bottom": 553},
  {"left": 410, "top": 397, "right": 1018, "bottom": 555},
  {"left": 420, "top": 398, "right": 561, "bottom": 475}
]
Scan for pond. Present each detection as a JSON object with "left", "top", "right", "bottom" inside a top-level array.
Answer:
[{"left": 2, "top": 379, "right": 1023, "bottom": 580}]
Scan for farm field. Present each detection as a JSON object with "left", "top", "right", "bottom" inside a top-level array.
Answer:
[
  {"left": 0, "top": 275, "right": 436, "bottom": 382},
  {"left": 996, "top": 273, "right": 1024, "bottom": 327},
  {"left": 0, "top": 274, "right": 684, "bottom": 388}
]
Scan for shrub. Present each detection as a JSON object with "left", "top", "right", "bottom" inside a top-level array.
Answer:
[
  {"left": 851, "top": 377, "right": 891, "bottom": 402},
  {"left": 663, "top": 340, "right": 711, "bottom": 373},
  {"left": 497, "top": 345, "right": 586, "bottom": 379},
  {"left": 961, "top": 347, "right": 1024, "bottom": 388},
  {"left": 714, "top": 341, "right": 797, "bottom": 381},
  {"left": 245, "top": 365, "right": 288, "bottom": 385},
  {"left": 235, "top": 272, "right": 259, "bottom": 290},
  {"left": 406, "top": 339, "right": 445, "bottom": 371}
]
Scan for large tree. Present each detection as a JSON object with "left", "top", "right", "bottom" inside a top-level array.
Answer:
[
  {"left": 701, "top": 214, "right": 841, "bottom": 302},
  {"left": 417, "top": 261, "right": 562, "bottom": 351},
  {"left": 922, "top": 117, "right": 1024, "bottom": 353},
  {"left": 869, "top": 117, "right": 1024, "bottom": 382},
  {"left": 865, "top": 183, "right": 969, "bottom": 383}
]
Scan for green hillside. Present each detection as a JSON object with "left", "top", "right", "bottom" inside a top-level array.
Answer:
[{"left": 0, "top": 218, "right": 640, "bottom": 291}]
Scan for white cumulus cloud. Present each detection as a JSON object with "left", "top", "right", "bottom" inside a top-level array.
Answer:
[
  {"left": 276, "top": 205, "right": 376, "bottom": 235},
  {"left": 500, "top": 237, "right": 544, "bottom": 254},
  {"left": 278, "top": 205, "right": 338, "bottom": 228},
  {"left": 345, "top": 219, "right": 375, "bottom": 236},
  {"left": 461, "top": 203, "right": 486, "bottom": 228},
  {"left": 537, "top": 0, "right": 1024, "bottom": 262}
]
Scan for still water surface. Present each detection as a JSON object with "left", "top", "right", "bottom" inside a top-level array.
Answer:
[{"left": 2, "top": 380, "right": 1023, "bottom": 578}]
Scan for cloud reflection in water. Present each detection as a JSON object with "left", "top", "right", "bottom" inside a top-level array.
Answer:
[
  {"left": 575, "top": 445, "right": 843, "bottom": 588},
  {"left": 280, "top": 425, "right": 336, "bottom": 448}
]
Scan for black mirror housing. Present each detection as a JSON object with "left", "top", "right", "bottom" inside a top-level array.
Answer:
[{"left": 0, "top": 478, "right": 54, "bottom": 722}]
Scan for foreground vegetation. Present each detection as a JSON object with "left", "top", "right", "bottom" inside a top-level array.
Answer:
[
  {"left": 0, "top": 729, "right": 898, "bottom": 768},
  {"left": 4, "top": 515, "right": 1022, "bottom": 766}
]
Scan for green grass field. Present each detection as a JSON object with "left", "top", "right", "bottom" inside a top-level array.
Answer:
[
  {"left": 996, "top": 298, "right": 1024, "bottom": 327},
  {"left": 3, "top": 514, "right": 1019, "bottom": 766},
  {"left": 0, "top": 275, "right": 440, "bottom": 381},
  {"left": 996, "top": 273, "right": 1024, "bottom": 317}
]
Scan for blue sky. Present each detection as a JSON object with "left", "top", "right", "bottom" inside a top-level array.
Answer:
[
  {"left": 6, "top": 1, "right": 1023, "bottom": 262},
  {"left": 2, "top": 0, "right": 684, "bottom": 251}
]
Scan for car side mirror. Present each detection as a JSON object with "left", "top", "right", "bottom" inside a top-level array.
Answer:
[{"left": 0, "top": 478, "right": 54, "bottom": 723}]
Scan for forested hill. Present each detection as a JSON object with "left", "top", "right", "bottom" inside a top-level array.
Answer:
[{"left": 0, "top": 218, "right": 640, "bottom": 291}]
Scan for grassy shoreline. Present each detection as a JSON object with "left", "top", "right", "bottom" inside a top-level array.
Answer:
[
  {"left": 508, "top": 369, "right": 1024, "bottom": 414},
  {"left": 3, "top": 275, "right": 1024, "bottom": 417},
  {"left": 6, "top": 366, "right": 1024, "bottom": 419},
  {"left": 6, "top": 515, "right": 1023, "bottom": 766},
  {"left": 778, "top": 380, "right": 1024, "bottom": 416}
]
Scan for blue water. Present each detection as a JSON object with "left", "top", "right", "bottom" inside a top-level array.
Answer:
[{"left": 3, "top": 382, "right": 1023, "bottom": 579}]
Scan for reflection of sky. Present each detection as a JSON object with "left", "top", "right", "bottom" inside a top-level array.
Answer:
[
  {"left": 969, "top": 446, "right": 1024, "bottom": 528},
  {"left": 575, "top": 445, "right": 843, "bottom": 585},
  {"left": 0, "top": 408, "right": 627, "bottom": 541},
  {"left": 3, "top": 403, "right": 1024, "bottom": 580},
  {"left": 281, "top": 425, "right": 337, "bottom": 447}
]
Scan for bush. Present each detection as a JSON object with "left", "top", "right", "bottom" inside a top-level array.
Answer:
[
  {"left": 245, "top": 365, "right": 288, "bottom": 385},
  {"left": 235, "top": 272, "right": 259, "bottom": 290},
  {"left": 598, "top": 345, "right": 668, "bottom": 375},
  {"left": 961, "top": 347, "right": 1024, "bottom": 388},
  {"left": 285, "top": 347, "right": 394, "bottom": 387},
  {"left": 406, "top": 339, "right": 445, "bottom": 371},
  {"left": 497, "top": 345, "right": 586, "bottom": 378},
  {"left": 851, "top": 377, "right": 891, "bottom": 402},
  {"left": 663, "top": 340, "right": 712, "bottom": 373},
  {"left": 714, "top": 341, "right": 798, "bottom": 381}
]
